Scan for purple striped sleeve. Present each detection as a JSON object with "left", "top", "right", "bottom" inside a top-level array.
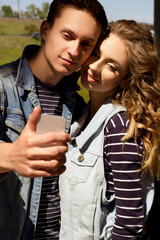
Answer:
[{"left": 104, "top": 112, "right": 144, "bottom": 240}]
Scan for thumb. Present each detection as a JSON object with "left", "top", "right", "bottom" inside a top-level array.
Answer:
[{"left": 26, "top": 106, "right": 42, "bottom": 132}]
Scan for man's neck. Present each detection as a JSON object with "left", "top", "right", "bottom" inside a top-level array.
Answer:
[{"left": 28, "top": 46, "right": 63, "bottom": 86}]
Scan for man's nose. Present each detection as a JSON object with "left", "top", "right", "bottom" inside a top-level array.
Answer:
[{"left": 68, "top": 40, "right": 80, "bottom": 57}]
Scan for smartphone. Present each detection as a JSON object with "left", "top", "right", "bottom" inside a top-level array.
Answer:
[{"left": 36, "top": 114, "right": 66, "bottom": 135}]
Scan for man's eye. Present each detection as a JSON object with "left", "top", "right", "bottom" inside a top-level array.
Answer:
[
  {"left": 81, "top": 41, "right": 93, "bottom": 50},
  {"left": 63, "top": 33, "right": 71, "bottom": 40}
]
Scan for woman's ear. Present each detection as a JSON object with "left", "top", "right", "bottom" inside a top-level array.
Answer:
[{"left": 40, "top": 20, "right": 50, "bottom": 42}]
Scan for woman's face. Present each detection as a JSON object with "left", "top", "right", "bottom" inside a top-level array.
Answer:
[{"left": 81, "top": 33, "right": 129, "bottom": 96}]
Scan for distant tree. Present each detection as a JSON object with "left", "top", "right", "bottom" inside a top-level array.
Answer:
[
  {"left": 24, "top": 4, "right": 38, "bottom": 19},
  {"left": 37, "top": 2, "right": 49, "bottom": 19},
  {"left": 24, "top": 24, "right": 39, "bottom": 35},
  {"left": 13, "top": 11, "right": 19, "bottom": 18},
  {"left": 1, "top": 5, "right": 13, "bottom": 17},
  {"left": 0, "top": 9, "right": 2, "bottom": 17}
]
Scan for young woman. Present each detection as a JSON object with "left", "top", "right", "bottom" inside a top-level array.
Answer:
[{"left": 59, "top": 20, "right": 160, "bottom": 240}]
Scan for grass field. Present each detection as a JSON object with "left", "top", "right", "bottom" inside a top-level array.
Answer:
[
  {"left": 0, "top": 18, "right": 41, "bottom": 65},
  {"left": 0, "top": 17, "right": 89, "bottom": 102}
]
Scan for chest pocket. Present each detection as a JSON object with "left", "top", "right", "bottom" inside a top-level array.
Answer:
[
  {"left": 65, "top": 149, "right": 99, "bottom": 185},
  {"left": 4, "top": 108, "right": 25, "bottom": 142}
]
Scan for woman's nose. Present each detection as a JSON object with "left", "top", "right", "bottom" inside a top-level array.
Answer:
[{"left": 89, "top": 60, "right": 100, "bottom": 73}]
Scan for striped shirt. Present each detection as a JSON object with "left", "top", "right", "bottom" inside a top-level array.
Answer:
[
  {"left": 104, "top": 112, "right": 144, "bottom": 239},
  {"left": 34, "top": 77, "right": 63, "bottom": 240}
]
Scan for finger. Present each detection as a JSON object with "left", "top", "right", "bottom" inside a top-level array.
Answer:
[
  {"left": 28, "top": 132, "right": 71, "bottom": 147},
  {"left": 40, "top": 165, "right": 66, "bottom": 177},
  {"left": 48, "top": 165, "right": 66, "bottom": 176},
  {"left": 21, "top": 165, "right": 66, "bottom": 178},
  {"left": 21, "top": 166, "right": 66, "bottom": 178},
  {"left": 26, "top": 106, "right": 42, "bottom": 132},
  {"left": 27, "top": 145, "right": 68, "bottom": 160},
  {"left": 29, "top": 157, "right": 66, "bottom": 169}
]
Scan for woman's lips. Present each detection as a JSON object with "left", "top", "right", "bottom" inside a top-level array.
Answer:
[{"left": 86, "top": 71, "right": 99, "bottom": 82}]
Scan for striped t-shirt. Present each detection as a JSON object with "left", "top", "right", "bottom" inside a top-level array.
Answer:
[
  {"left": 34, "top": 77, "right": 63, "bottom": 240},
  {"left": 104, "top": 112, "right": 144, "bottom": 239}
]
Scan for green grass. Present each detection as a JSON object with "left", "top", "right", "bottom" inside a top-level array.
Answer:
[
  {"left": 77, "top": 78, "right": 89, "bottom": 103},
  {"left": 0, "top": 17, "right": 41, "bottom": 36},
  {"left": 0, "top": 17, "right": 41, "bottom": 64},
  {"left": 0, "top": 35, "right": 41, "bottom": 65},
  {"left": 0, "top": 17, "right": 89, "bottom": 102}
]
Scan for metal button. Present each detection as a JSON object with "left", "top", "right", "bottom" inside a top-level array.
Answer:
[
  {"left": 71, "top": 139, "right": 77, "bottom": 147},
  {"left": 78, "top": 154, "right": 84, "bottom": 162}
]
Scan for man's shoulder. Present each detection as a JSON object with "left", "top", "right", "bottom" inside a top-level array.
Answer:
[
  {"left": 0, "top": 44, "right": 39, "bottom": 79},
  {"left": 0, "top": 59, "right": 19, "bottom": 78}
]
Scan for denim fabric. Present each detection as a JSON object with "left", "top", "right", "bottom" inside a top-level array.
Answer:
[
  {"left": 0, "top": 45, "right": 80, "bottom": 240},
  {"left": 59, "top": 101, "right": 154, "bottom": 240}
]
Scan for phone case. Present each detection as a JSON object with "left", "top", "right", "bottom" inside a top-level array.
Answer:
[{"left": 36, "top": 114, "right": 66, "bottom": 134}]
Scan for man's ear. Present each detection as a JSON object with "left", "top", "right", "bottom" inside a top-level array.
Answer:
[{"left": 40, "top": 20, "right": 50, "bottom": 42}]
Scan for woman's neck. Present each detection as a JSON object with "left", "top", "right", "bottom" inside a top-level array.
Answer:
[{"left": 89, "top": 92, "right": 110, "bottom": 120}]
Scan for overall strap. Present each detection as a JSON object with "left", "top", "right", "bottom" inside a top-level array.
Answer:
[{"left": 76, "top": 102, "right": 126, "bottom": 150}]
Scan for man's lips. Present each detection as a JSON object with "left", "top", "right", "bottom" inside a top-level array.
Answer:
[{"left": 61, "top": 57, "right": 77, "bottom": 66}]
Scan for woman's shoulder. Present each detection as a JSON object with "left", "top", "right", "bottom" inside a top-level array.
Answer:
[{"left": 106, "top": 111, "right": 129, "bottom": 132}]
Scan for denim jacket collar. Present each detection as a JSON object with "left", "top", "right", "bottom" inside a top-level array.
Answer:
[{"left": 72, "top": 99, "right": 126, "bottom": 150}]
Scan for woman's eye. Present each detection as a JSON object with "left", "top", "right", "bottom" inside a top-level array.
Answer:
[{"left": 108, "top": 64, "right": 117, "bottom": 72}]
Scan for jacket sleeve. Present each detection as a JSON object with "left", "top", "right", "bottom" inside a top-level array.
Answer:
[{"left": 0, "top": 77, "right": 9, "bottom": 181}]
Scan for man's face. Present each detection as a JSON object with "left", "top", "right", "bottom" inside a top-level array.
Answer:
[{"left": 41, "top": 7, "right": 101, "bottom": 79}]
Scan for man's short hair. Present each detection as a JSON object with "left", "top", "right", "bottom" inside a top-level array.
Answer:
[{"left": 47, "top": 0, "right": 108, "bottom": 33}]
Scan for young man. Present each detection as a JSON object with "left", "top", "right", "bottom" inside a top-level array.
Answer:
[{"left": 0, "top": 0, "right": 107, "bottom": 239}]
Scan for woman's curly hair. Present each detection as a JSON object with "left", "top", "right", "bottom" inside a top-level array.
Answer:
[{"left": 106, "top": 20, "right": 160, "bottom": 179}]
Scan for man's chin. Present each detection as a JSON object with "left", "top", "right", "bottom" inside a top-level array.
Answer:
[{"left": 61, "top": 67, "right": 77, "bottom": 76}]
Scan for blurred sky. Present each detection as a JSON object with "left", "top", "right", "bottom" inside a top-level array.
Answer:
[{"left": 0, "top": 0, "right": 154, "bottom": 24}]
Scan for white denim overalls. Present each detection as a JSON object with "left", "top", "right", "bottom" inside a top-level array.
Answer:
[{"left": 59, "top": 101, "right": 154, "bottom": 240}]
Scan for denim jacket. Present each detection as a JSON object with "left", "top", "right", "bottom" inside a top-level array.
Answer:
[
  {"left": 59, "top": 101, "right": 154, "bottom": 240},
  {"left": 0, "top": 45, "right": 82, "bottom": 240}
]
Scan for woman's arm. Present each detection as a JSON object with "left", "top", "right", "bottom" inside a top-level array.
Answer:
[{"left": 104, "top": 112, "right": 144, "bottom": 240}]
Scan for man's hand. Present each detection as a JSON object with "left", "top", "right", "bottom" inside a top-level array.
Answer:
[{"left": 0, "top": 107, "right": 71, "bottom": 177}]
